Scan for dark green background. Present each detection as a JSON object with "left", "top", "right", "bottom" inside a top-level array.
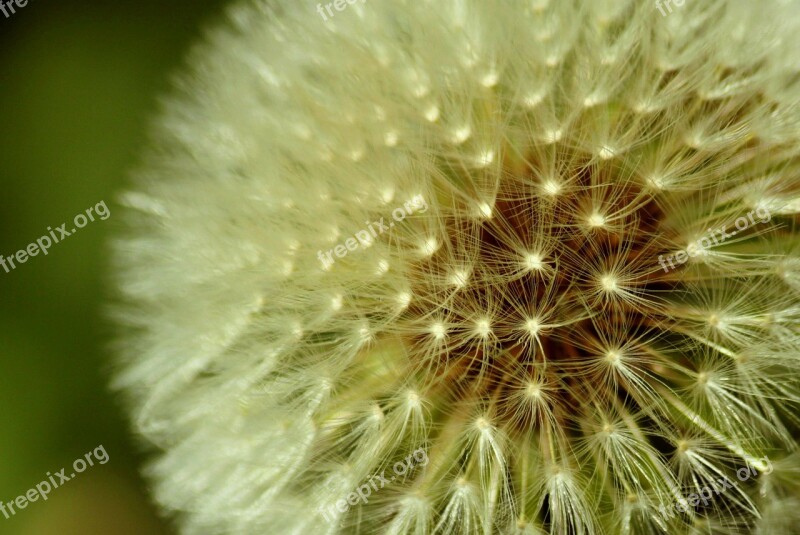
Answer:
[{"left": 0, "top": 1, "right": 227, "bottom": 532}]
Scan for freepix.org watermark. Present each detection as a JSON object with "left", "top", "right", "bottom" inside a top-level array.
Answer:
[
  {"left": 658, "top": 206, "right": 771, "bottom": 273},
  {"left": 1, "top": 445, "right": 109, "bottom": 520},
  {"left": 316, "top": 0, "right": 366, "bottom": 22},
  {"left": 0, "top": 0, "right": 29, "bottom": 20},
  {"left": 316, "top": 194, "right": 428, "bottom": 270},
  {"left": 655, "top": 0, "right": 687, "bottom": 16},
  {"left": 657, "top": 456, "right": 772, "bottom": 520},
  {"left": 318, "top": 447, "right": 429, "bottom": 523},
  {"left": 0, "top": 200, "right": 110, "bottom": 274}
]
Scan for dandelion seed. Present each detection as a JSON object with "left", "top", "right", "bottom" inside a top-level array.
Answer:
[
  {"left": 542, "top": 128, "right": 563, "bottom": 144},
  {"left": 523, "top": 90, "right": 546, "bottom": 108},
  {"left": 477, "top": 202, "right": 493, "bottom": 219},
  {"left": 423, "top": 104, "right": 440, "bottom": 122},
  {"left": 474, "top": 318, "right": 491, "bottom": 338},
  {"left": 600, "top": 274, "right": 618, "bottom": 292},
  {"left": 449, "top": 269, "right": 470, "bottom": 288},
  {"left": 481, "top": 70, "right": 499, "bottom": 88},
  {"left": 419, "top": 236, "right": 439, "bottom": 257},
  {"left": 597, "top": 144, "right": 617, "bottom": 160},
  {"left": 430, "top": 322, "right": 446, "bottom": 340},
  {"left": 525, "top": 317, "right": 540, "bottom": 336},
  {"left": 384, "top": 131, "right": 399, "bottom": 147},
  {"left": 542, "top": 179, "right": 562, "bottom": 196},
  {"left": 376, "top": 259, "right": 390, "bottom": 275},
  {"left": 396, "top": 291, "right": 412, "bottom": 310},
  {"left": 475, "top": 149, "right": 495, "bottom": 167},
  {"left": 451, "top": 125, "right": 472, "bottom": 144},
  {"left": 523, "top": 253, "right": 544, "bottom": 271},
  {"left": 588, "top": 212, "right": 606, "bottom": 228}
]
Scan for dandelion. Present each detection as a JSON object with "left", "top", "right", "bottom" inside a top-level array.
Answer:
[{"left": 112, "top": 0, "right": 800, "bottom": 533}]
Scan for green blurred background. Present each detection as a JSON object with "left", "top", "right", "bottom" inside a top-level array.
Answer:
[{"left": 0, "top": 1, "right": 227, "bottom": 532}]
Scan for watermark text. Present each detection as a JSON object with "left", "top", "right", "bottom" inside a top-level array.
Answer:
[
  {"left": 1, "top": 200, "right": 110, "bottom": 275},
  {"left": 1, "top": 445, "right": 109, "bottom": 520}
]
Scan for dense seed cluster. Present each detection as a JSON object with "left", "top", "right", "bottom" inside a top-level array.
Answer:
[
  {"left": 113, "top": 1, "right": 800, "bottom": 533},
  {"left": 397, "top": 148, "right": 670, "bottom": 409}
]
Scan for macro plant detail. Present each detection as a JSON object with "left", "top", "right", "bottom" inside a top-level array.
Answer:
[{"left": 112, "top": 0, "right": 800, "bottom": 534}]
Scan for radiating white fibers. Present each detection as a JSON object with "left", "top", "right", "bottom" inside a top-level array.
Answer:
[{"left": 112, "top": 1, "right": 800, "bottom": 534}]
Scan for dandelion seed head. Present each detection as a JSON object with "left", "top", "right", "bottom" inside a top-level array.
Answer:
[{"left": 114, "top": 1, "right": 800, "bottom": 533}]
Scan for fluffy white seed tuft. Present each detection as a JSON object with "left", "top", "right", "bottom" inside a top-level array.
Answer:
[{"left": 113, "top": 1, "right": 800, "bottom": 534}]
